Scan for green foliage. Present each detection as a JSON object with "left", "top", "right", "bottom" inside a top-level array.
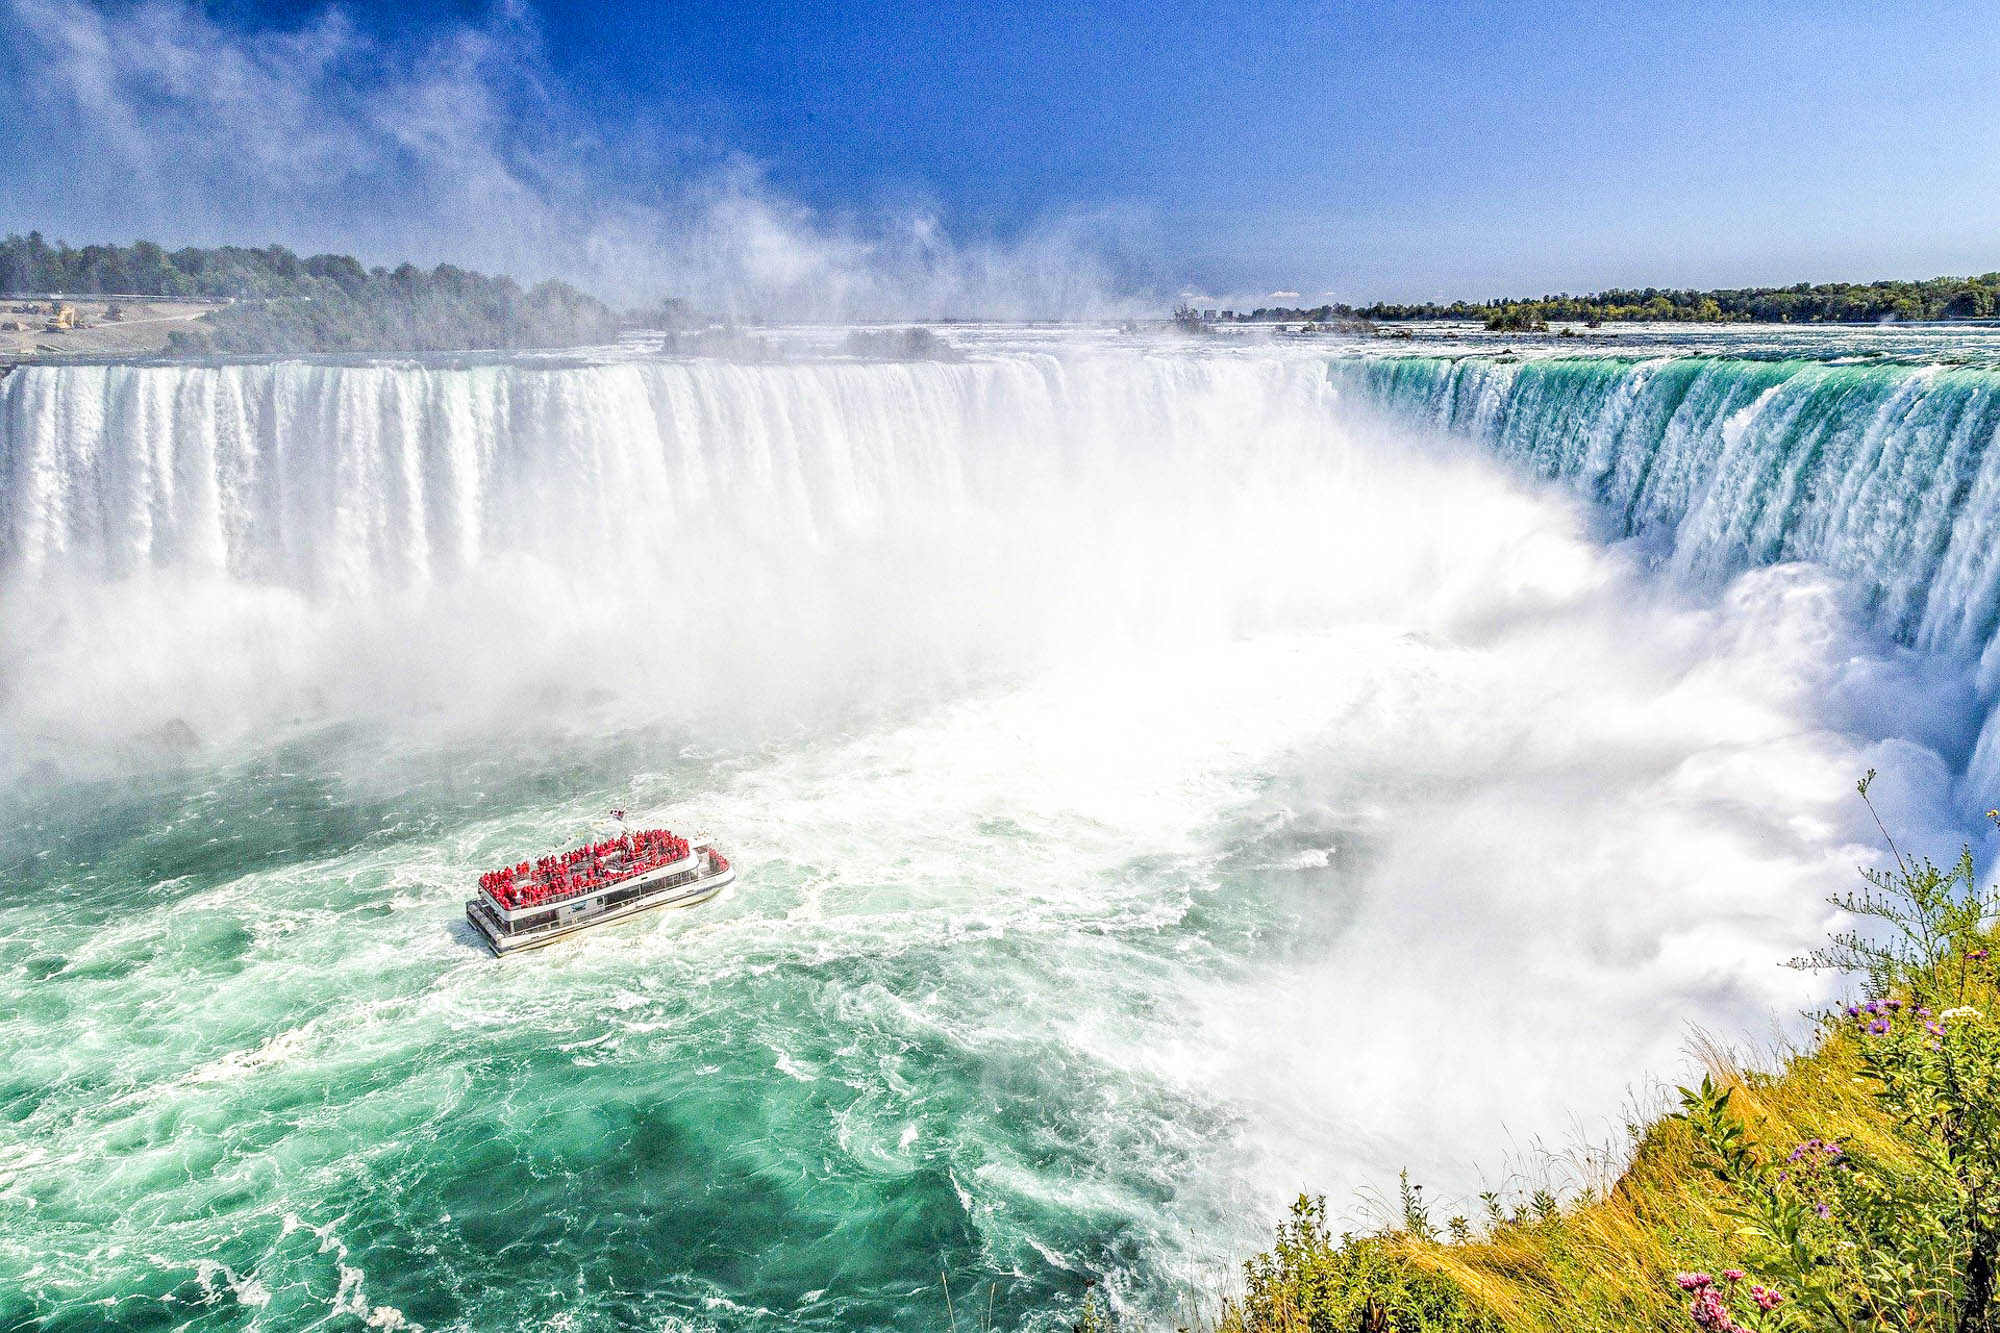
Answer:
[
  {"left": 1483, "top": 305, "right": 1548, "bottom": 333},
  {"left": 1, "top": 233, "right": 624, "bottom": 354},
  {"left": 1202, "top": 274, "right": 2000, "bottom": 328},
  {"left": 1671, "top": 771, "right": 2000, "bottom": 1332},
  {"left": 3, "top": 232, "right": 358, "bottom": 301},
  {"left": 168, "top": 270, "right": 617, "bottom": 356},
  {"left": 1400, "top": 1171, "right": 1440, "bottom": 1243},
  {"left": 1671, "top": 1071, "right": 1946, "bottom": 1329},
  {"left": 1859, "top": 997, "right": 2000, "bottom": 1332},
  {"left": 1793, "top": 772, "right": 2000, "bottom": 1005},
  {"left": 1227, "top": 1195, "right": 1500, "bottom": 1332}
]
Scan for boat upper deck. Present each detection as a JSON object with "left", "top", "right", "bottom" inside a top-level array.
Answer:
[{"left": 476, "top": 828, "right": 711, "bottom": 921}]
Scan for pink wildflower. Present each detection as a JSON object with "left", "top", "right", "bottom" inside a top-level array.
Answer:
[{"left": 1689, "top": 1288, "right": 1736, "bottom": 1330}]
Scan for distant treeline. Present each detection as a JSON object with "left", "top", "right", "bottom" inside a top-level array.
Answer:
[
  {"left": 0, "top": 233, "right": 632, "bottom": 354},
  {"left": 1209, "top": 272, "right": 2000, "bottom": 329}
]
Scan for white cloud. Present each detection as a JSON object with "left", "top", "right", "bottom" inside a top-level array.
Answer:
[{"left": 0, "top": 0, "right": 1148, "bottom": 319}]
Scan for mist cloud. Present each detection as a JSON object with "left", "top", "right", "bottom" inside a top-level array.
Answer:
[{"left": 0, "top": 0, "right": 1148, "bottom": 318}]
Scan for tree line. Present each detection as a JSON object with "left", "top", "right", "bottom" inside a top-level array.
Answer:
[
  {"left": 1204, "top": 272, "right": 2000, "bottom": 329},
  {"left": 0, "top": 233, "right": 630, "bottom": 354}
]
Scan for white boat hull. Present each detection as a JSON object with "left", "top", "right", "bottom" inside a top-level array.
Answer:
[{"left": 467, "top": 863, "right": 735, "bottom": 956}]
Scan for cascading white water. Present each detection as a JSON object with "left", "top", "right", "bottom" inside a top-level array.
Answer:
[
  {"left": 1327, "top": 354, "right": 2000, "bottom": 657},
  {"left": 1331, "top": 352, "right": 2000, "bottom": 793},
  {"left": 4, "top": 354, "right": 1352, "bottom": 591},
  {"left": 0, "top": 334, "right": 1977, "bottom": 1329},
  {"left": 3, "top": 351, "right": 1377, "bottom": 751}
]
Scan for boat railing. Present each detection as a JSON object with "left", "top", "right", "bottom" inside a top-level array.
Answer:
[
  {"left": 475, "top": 853, "right": 732, "bottom": 933},
  {"left": 482, "top": 850, "right": 699, "bottom": 920}
]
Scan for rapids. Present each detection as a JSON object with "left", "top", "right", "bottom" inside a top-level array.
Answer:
[{"left": 0, "top": 328, "right": 1986, "bottom": 1330}]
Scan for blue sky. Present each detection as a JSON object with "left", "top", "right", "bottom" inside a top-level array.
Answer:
[{"left": 5, "top": 0, "right": 2000, "bottom": 310}]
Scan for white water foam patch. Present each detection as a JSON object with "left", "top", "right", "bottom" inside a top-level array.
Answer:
[
  {"left": 194, "top": 1258, "right": 273, "bottom": 1310},
  {"left": 555, "top": 564, "right": 1958, "bottom": 1286},
  {"left": 1184, "top": 577, "right": 1962, "bottom": 1222},
  {"left": 293, "top": 1212, "right": 418, "bottom": 1332}
]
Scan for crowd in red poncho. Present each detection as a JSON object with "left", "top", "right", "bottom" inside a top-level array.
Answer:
[{"left": 478, "top": 828, "right": 692, "bottom": 910}]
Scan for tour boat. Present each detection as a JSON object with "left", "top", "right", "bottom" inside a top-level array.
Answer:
[{"left": 465, "top": 822, "right": 734, "bottom": 956}]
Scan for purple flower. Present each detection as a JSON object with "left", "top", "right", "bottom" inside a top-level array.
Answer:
[
  {"left": 1751, "top": 1285, "right": 1785, "bottom": 1312},
  {"left": 1815, "top": 1203, "right": 1831, "bottom": 1220},
  {"left": 1868, "top": 1018, "right": 1891, "bottom": 1034},
  {"left": 1677, "top": 1272, "right": 1714, "bottom": 1291},
  {"left": 1721, "top": 1269, "right": 1745, "bottom": 1283},
  {"left": 1689, "top": 1289, "right": 1736, "bottom": 1330}
]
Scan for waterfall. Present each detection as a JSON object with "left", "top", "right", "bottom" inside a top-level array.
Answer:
[
  {"left": 21, "top": 352, "right": 2000, "bottom": 646},
  {"left": 1328, "top": 355, "right": 2000, "bottom": 662},
  {"left": 8, "top": 347, "right": 2000, "bottom": 782},
  {"left": 0, "top": 352, "right": 1358, "bottom": 752},
  {"left": 0, "top": 355, "right": 1337, "bottom": 595}
]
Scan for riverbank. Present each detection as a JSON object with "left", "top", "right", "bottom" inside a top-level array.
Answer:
[{"left": 0, "top": 297, "right": 223, "bottom": 361}]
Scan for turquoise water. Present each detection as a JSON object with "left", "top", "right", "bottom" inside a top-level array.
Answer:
[
  {"left": 0, "top": 720, "right": 1255, "bottom": 1329},
  {"left": 1, "top": 332, "right": 1987, "bottom": 1329}
]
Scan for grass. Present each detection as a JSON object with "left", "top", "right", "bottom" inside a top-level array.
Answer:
[{"left": 1357, "top": 1033, "right": 1923, "bottom": 1332}]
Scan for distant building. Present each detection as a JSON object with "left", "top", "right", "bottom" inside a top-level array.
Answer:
[{"left": 1202, "top": 309, "right": 1217, "bottom": 321}]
